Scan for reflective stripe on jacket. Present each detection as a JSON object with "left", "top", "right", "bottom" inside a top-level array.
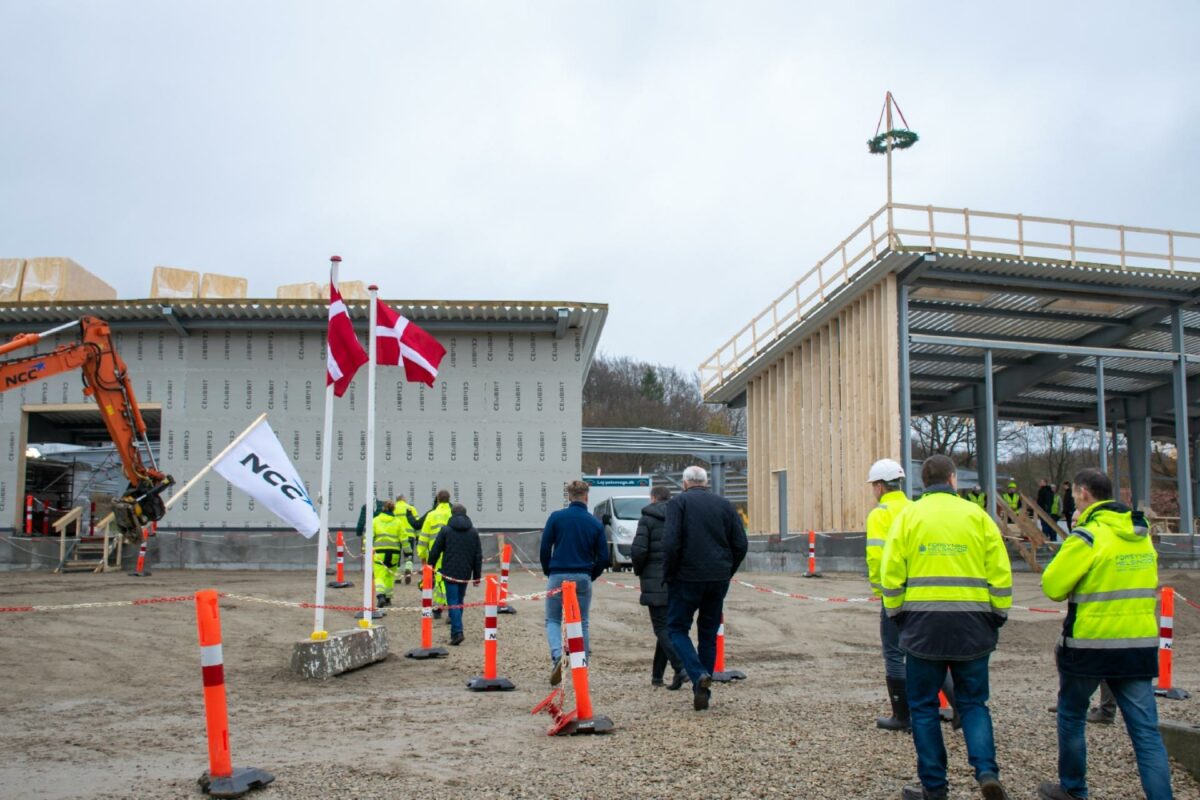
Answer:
[
  {"left": 880, "top": 486, "right": 1013, "bottom": 660},
  {"left": 372, "top": 512, "right": 402, "bottom": 549},
  {"left": 865, "top": 491, "right": 911, "bottom": 598},
  {"left": 1042, "top": 500, "right": 1158, "bottom": 678}
]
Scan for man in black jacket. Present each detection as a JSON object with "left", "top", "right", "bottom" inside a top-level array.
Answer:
[
  {"left": 428, "top": 504, "right": 482, "bottom": 646},
  {"left": 663, "top": 465, "right": 748, "bottom": 711},
  {"left": 631, "top": 486, "right": 685, "bottom": 690}
]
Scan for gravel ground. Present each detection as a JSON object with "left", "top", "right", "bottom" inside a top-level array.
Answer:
[{"left": 3, "top": 566, "right": 1200, "bottom": 799}]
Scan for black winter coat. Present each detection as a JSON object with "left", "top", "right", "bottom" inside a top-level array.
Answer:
[
  {"left": 663, "top": 486, "right": 748, "bottom": 583},
  {"left": 428, "top": 514, "right": 483, "bottom": 582},
  {"left": 631, "top": 502, "right": 669, "bottom": 607}
]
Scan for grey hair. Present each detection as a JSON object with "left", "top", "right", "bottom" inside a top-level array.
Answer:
[{"left": 682, "top": 465, "right": 709, "bottom": 485}]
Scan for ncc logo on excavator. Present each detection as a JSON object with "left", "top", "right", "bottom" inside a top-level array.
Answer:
[{"left": 4, "top": 362, "right": 45, "bottom": 388}]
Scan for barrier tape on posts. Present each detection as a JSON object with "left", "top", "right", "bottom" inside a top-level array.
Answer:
[
  {"left": 1156, "top": 586, "right": 1190, "bottom": 700},
  {"left": 405, "top": 565, "right": 448, "bottom": 659},
  {"left": 194, "top": 589, "right": 274, "bottom": 798},
  {"left": 468, "top": 575, "right": 515, "bottom": 691}
]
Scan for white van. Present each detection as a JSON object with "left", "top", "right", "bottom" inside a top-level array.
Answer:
[{"left": 591, "top": 495, "right": 651, "bottom": 571}]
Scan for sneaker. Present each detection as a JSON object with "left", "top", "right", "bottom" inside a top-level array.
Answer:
[
  {"left": 693, "top": 687, "right": 711, "bottom": 711},
  {"left": 978, "top": 774, "right": 1010, "bottom": 800},
  {"left": 549, "top": 656, "right": 563, "bottom": 686},
  {"left": 1036, "top": 783, "right": 1083, "bottom": 800},
  {"left": 1086, "top": 707, "right": 1115, "bottom": 724}
]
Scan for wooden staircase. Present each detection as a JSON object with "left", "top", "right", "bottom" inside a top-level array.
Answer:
[{"left": 52, "top": 507, "right": 123, "bottom": 574}]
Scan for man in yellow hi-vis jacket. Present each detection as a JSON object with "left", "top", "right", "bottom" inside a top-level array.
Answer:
[
  {"left": 864, "top": 457, "right": 911, "bottom": 730},
  {"left": 1036, "top": 468, "right": 1171, "bottom": 800},
  {"left": 881, "top": 455, "right": 1013, "bottom": 800}
]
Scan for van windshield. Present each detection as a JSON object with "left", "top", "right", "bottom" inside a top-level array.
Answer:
[{"left": 612, "top": 497, "right": 648, "bottom": 520}]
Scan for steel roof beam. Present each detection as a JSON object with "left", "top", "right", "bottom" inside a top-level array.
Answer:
[
  {"left": 160, "top": 306, "right": 189, "bottom": 338},
  {"left": 915, "top": 270, "right": 1184, "bottom": 305}
]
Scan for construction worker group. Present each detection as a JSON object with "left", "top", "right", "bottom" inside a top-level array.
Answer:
[
  {"left": 865, "top": 455, "right": 1172, "bottom": 800},
  {"left": 360, "top": 490, "right": 453, "bottom": 612}
]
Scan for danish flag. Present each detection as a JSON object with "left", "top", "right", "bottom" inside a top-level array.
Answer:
[
  {"left": 325, "top": 283, "right": 367, "bottom": 397},
  {"left": 374, "top": 298, "right": 446, "bottom": 386}
]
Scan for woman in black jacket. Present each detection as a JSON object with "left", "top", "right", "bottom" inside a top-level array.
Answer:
[{"left": 631, "top": 487, "right": 685, "bottom": 689}]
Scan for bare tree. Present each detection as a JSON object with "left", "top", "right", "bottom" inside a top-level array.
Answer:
[{"left": 912, "top": 415, "right": 975, "bottom": 465}]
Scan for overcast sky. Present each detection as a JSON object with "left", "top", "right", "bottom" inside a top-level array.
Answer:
[{"left": 3, "top": 2, "right": 1198, "bottom": 376}]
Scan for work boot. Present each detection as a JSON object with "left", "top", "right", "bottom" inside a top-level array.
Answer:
[
  {"left": 404, "top": 570, "right": 412, "bottom": 585},
  {"left": 449, "top": 632, "right": 464, "bottom": 646},
  {"left": 901, "top": 783, "right": 946, "bottom": 800},
  {"left": 876, "top": 677, "right": 911, "bottom": 730},
  {"left": 1086, "top": 706, "right": 1114, "bottom": 724},
  {"left": 978, "top": 774, "right": 1010, "bottom": 800},
  {"left": 693, "top": 687, "right": 711, "bottom": 711},
  {"left": 667, "top": 672, "right": 686, "bottom": 691},
  {"left": 1037, "top": 783, "right": 1083, "bottom": 800}
]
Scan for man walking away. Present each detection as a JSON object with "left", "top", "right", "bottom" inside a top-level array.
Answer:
[
  {"left": 631, "top": 486, "right": 685, "bottom": 690},
  {"left": 1038, "top": 468, "right": 1171, "bottom": 800},
  {"left": 1037, "top": 479, "right": 1058, "bottom": 540},
  {"left": 864, "top": 458, "right": 912, "bottom": 730},
  {"left": 880, "top": 455, "right": 1013, "bottom": 800},
  {"left": 540, "top": 479, "right": 609, "bottom": 685},
  {"left": 371, "top": 501, "right": 403, "bottom": 608},
  {"left": 663, "top": 465, "right": 748, "bottom": 712},
  {"left": 428, "top": 504, "right": 482, "bottom": 646}
]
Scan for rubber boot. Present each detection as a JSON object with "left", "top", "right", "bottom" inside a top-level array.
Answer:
[{"left": 876, "top": 677, "right": 911, "bottom": 730}]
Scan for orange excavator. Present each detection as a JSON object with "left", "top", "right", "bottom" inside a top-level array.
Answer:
[{"left": 0, "top": 316, "right": 173, "bottom": 541}]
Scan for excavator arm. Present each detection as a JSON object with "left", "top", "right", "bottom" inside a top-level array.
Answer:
[{"left": 0, "top": 317, "right": 174, "bottom": 540}]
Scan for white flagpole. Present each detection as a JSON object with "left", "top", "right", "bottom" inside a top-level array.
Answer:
[
  {"left": 361, "top": 284, "right": 379, "bottom": 628},
  {"left": 312, "top": 255, "right": 341, "bottom": 640}
]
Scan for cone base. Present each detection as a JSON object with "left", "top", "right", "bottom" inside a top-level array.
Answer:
[
  {"left": 467, "top": 676, "right": 516, "bottom": 691},
  {"left": 405, "top": 646, "right": 449, "bottom": 659},
  {"left": 131, "top": 570, "right": 151, "bottom": 577},
  {"left": 712, "top": 669, "right": 746, "bottom": 683},
  {"left": 803, "top": 572, "right": 822, "bottom": 578},
  {"left": 199, "top": 767, "right": 275, "bottom": 798},
  {"left": 497, "top": 606, "right": 517, "bottom": 615},
  {"left": 559, "top": 714, "right": 615, "bottom": 735},
  {"left": 327, "top": 580, "right": 354, "bottom": 588},
  {"left": 939, "top": 706, "right": 954, "bottom": 722},
  {"left": 1156, "top": 687, "right": 1191, "bottom": 700},
  {"left": 354, "top": 609, "right": 386, "bottom": 620}
]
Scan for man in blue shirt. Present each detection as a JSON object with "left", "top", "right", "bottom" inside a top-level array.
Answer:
[{"left": 540, "top": 479, "right": 609, "bottom": 685}]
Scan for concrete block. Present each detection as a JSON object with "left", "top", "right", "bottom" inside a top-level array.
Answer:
[
  {"left": 290, "top": 626, "right": 389, "bottom": 680},
  {"left": 1160, "top": 719, "right": 1200, "bottom": 782}
]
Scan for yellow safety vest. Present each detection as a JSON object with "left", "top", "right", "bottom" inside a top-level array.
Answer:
[
  {"left": 966, "top": 491, "right": 987, "bottom": 510},
  {"left": 418, "top": 502, "right": 452, "bottom": 562},
  {"left": 1042, "top": 500, "right": 1158, "bottom": 676},
  {"left": 372, "top": 512, "right": 402, "bottom": 549},
  {"left": 394, "top": 500, "right": 418, "bottom": 551},
  {"left": 865, "top": 491, "right": 911, "bottom": 598},
  {"left": 1002, "top": 492, "right": 1021, "bottom": 512}
]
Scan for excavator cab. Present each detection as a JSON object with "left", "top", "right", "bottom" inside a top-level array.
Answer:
[{"left": 1, "top": 317, "right": 174, "bottom": 544}]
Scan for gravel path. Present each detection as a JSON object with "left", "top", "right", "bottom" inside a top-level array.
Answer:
[{"left": 3, "top": 567, "right": 1200, "bottom": 799}]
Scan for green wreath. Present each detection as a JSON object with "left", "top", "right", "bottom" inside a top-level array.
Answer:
[{"left": 867, "top": 128, "right": 919, "bottom": 154}]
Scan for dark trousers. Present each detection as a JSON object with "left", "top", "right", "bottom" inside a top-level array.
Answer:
[
  {"left": 647, "top": 603, "right": 683, "bottom": 679},
  {"left": 667, "top": 579, "right": 730, "bottom": 687}
]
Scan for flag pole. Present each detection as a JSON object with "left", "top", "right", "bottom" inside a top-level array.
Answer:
[
  {"left": 360, "top": 284, "right": 379, "bottom": 628},
  {"left": 311, "top": 256, "right": 341, "bottom": 641}
]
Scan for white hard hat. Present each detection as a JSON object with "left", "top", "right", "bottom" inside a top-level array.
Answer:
[{"left": 867, "top": 458, "right": 905, "bottom": 483}]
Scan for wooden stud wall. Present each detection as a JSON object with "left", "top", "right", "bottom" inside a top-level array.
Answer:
[{"left": 744, "top": 274, "right": 901, "bottom": 533}]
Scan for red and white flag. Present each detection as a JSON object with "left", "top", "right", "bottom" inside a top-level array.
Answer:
[
  {"left": 375, "top": 298, "right": 446, "bottom": 386},
  {"left": 326, "top": 283, "right": 368, "bottom": 397}
]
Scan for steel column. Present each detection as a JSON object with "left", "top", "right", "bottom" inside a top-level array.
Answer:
[
  {"left": 1096, "top": 358, "right": 1108, "bottom": 474},
  {"left": 1111, "top": 418, "right": 1121, "bottom": 495},
  {"left": 1172, "top": 310, "right": 1194, "bottom": 540},
  {"left": 1126, "top": 415, "right": 1152, "bottom": 511},
  {"left": 899, "top": 285, "right": 913, "bottom": 497},
  {"left": 983, "top": 349, "right": 997, "bottom": 521}
]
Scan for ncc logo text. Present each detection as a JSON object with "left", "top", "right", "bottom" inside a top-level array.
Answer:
[{"left": 4, "top": 362, "right": 44, "bottom": 388}]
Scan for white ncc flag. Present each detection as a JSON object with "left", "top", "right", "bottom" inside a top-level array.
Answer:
[{"left": 212, "top": 418, "right": 320, "bottom": 537}]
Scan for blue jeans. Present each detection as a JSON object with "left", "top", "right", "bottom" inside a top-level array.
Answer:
[
  {"left": 907, "top": 654, "right": 998, "bottom": 794},
  {"left": 1056, "top": 674, "right": 1172, "bottom": 799},
  {"left": 444, "top": 581, "right": 467, "bottom": 637},
  {"left": 880, "top": 606, "right": 905, "bottom": 679},
  {"left": 667, "top": 579, "right": 729, "bottom": 688},
  {"left": 544, "top": 572, "right": 592, "bottom": 661}
]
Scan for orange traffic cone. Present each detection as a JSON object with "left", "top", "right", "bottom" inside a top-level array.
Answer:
[
  {"left": 1156, "top": 586, "right": 1191, "bottom": 700},
  {"left": 327, "top": 531, "right": 353, "bottom": 589},
  {"left": 497, "top": 543, "right": 517, "bottom": 615},
  {"left": 467, "top": 575, "right": 515, "bottom": 691},
  {"left": 405, "top": 565, "right": 448, "bottom": 660},
  {"left": 711, "top": 614, "right": 746, "bottom": 682},
  {"left": 132, "top": 528, "right": 151, "bottom": 577},
  {"left": 194, "top": 589, "right": 274, "bottom": 797},
  {"left": 558, "top": 580, "right": 614, "bottom": 734}
]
